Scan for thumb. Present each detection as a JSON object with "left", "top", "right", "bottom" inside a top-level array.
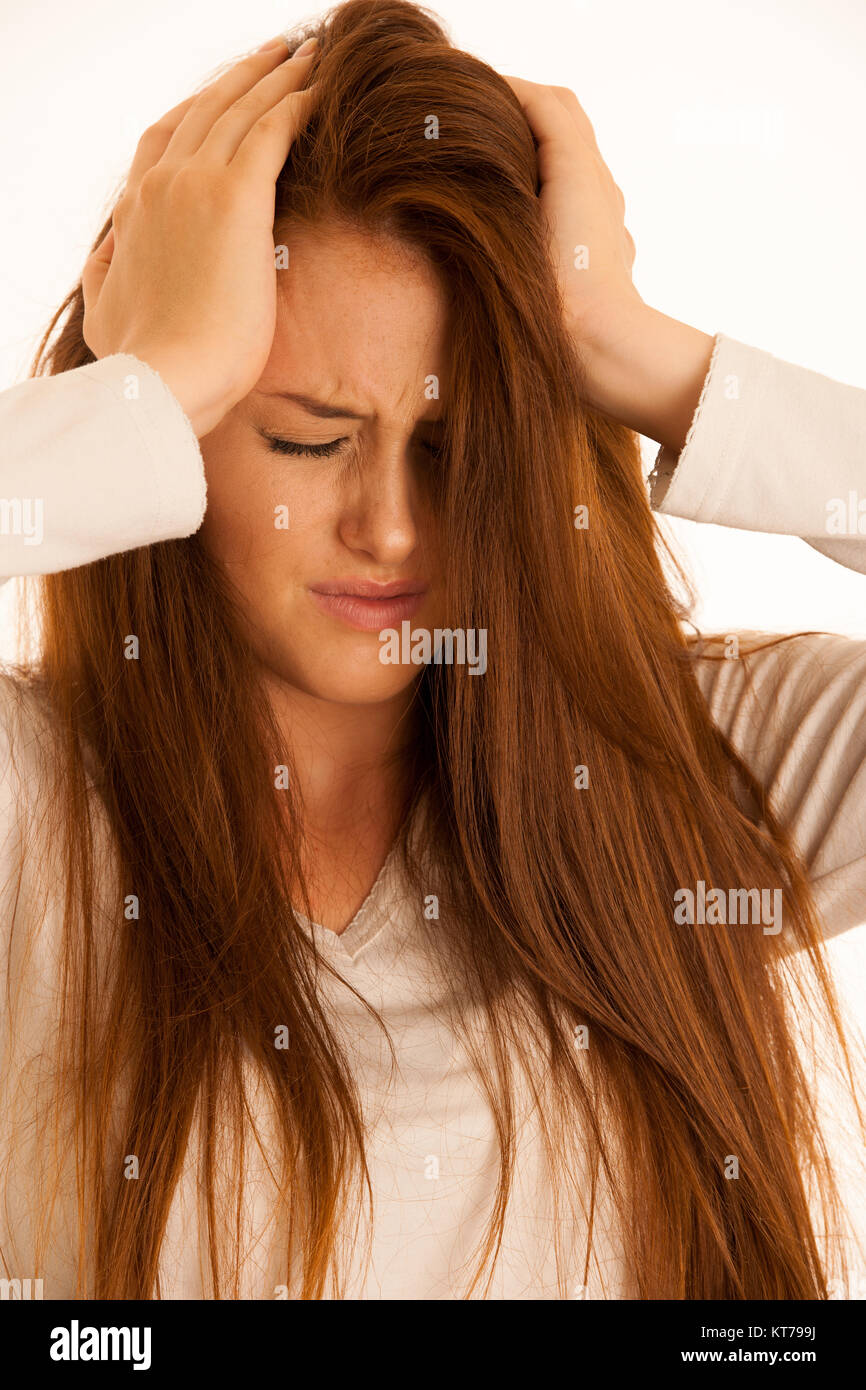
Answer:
[{"left": 81, "top": 225, "right": 115, "bottom": 310}]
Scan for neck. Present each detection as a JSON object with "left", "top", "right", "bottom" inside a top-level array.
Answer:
[{"left": 261, "top": 670, "right": 419, "bottom": 845}]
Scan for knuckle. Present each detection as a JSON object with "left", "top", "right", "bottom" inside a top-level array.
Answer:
[
  {"left": 136, "top": 121, "right": 169, "bottom": 156},
  {"left": 137, "top": 167, "right": 166, "bottom": 202},
  {"left": 172, "top": 162, "right": 233, "bottom": 207},
  {"left": 252, "top": 110, "right": 283, "bottom": 138},
  {"left": 170, "top": 162, "right": 215, "bottom": 196},
  {"left": 112, "top": 191, "right": 132, "bottom": 225},
  {"left": 232, "top": 91, "right": 264, "bottom": 119}
]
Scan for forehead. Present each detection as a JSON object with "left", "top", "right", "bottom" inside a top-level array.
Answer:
[{"left": 258, "top": 219, "right": 450, "bottom": 415}]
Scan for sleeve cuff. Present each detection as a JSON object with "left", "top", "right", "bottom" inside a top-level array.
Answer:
[
  {"left": 647, "top": 330, "right": 732, "bottom": 517},
  {"left": 647, "top": 332, "right": 866, "bottom": 547},
  {"left": 81, "top": 353, "right": 207, "bottom": 539}
]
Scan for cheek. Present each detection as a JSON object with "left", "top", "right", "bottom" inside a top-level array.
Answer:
[
  {"left": 199, "top": 429, "right": 267, "bottom": 563},
  {"left": 199, "top": 433, "right": 328, "bottom": 578}
]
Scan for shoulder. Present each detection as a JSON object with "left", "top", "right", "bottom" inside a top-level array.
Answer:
[
  {"left": 689, "top": 629, "right": 866, "bottom": 757},
  {"left": 689, "top": 629, "right": 866, "bottom": 939}
]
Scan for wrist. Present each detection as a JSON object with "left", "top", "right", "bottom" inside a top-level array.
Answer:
[
  {"left": 117, "top": 342, "right": 221, "bottom": 439},
  {"left": 574, "top": 301, "right": 716, "bottom": 456}
]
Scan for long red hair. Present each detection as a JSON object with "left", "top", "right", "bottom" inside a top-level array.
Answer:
[{"left": 7, "top": 0, "right": 862, "bottom": 1297}]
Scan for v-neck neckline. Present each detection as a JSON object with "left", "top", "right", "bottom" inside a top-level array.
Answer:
[
  {"left": 292, "top": 791, "right": 432, "bottom": 965},
  {"left": 292, "top": 836, "right": 403, "bottom": 963}
]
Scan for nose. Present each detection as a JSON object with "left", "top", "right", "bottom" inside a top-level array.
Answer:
[{"left": 337, "top": 437, "right": 426, "bottom": 566}]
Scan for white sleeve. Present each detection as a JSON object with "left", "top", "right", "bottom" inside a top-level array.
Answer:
[
  {"left": 646, "top": 335, "right": 866, "bottom": 939},
  {"left": 0, "top": 353, "right": 207, "bottom": 580},
  {"left": 648, "top": 333, "right": 866, "bottom": 576},
  {"left": 0, "top": 354, "right": 209, "bottom": 1236}
]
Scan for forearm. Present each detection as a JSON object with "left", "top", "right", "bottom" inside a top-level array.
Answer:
[
  {"left": 578, "top": 302, "right": 716, "bottom": 456},
  {"left": 0, "top": 354, "right": 206, "bottom": 578},
  {"left": 635, "top": 329, "right": 866, "bottom": 578}
]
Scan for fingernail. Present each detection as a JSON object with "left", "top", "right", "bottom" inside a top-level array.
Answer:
[
  {"left": 294, "top": 37, "right": 319, "bottom": 57},
  {"left": 256, "top": 36, "right": 289, "bottom": 52}
]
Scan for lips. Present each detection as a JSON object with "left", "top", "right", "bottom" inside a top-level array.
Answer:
[
  {"left": 309, "top": 578, "right": 429, "bottom": 632},
  {"left": 311, "top": 579, "right": 428, "bottom": 599}
]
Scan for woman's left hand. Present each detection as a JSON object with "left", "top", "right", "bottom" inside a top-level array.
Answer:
[
  {"left": 503, "top": 74, "right": 716, "bottom": 456},
  {"left": 502, "top": 76, "right": 644, "bottom": 364}
]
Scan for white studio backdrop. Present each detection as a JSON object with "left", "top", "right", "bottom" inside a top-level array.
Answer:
[{"left": 2, "top": 0, "right": 866, "bottom": 1191}]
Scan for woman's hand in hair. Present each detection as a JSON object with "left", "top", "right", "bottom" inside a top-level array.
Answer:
[
  {"left": 81, "top": 37, "right": 319, "bottom": 440},
  {"left": 503, "top": 74, "right": 715, "bottom": 456},
  {"left": 503, "top": 74, "right": 640, "bottom": 355}
]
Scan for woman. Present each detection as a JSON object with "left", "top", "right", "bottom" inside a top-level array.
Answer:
[{"left": 1, "top": 0, "right": 865, "bottom": 1300}]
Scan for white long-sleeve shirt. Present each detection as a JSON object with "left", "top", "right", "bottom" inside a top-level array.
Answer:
[{"left": 1, "top": 335, "right": 865, "bottom": 1298}]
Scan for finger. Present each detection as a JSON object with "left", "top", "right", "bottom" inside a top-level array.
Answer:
[
  {"left": 81, "top": 225, "right": 115, "bottom": 309},
  {"left": 123, "top": 93, "right": 204, "bottom": 196},
  {"left": 160, "top": 41, "right": 295, "bottom": 162},
  {"left": 94, "top": 225, "right": 115, "bottom": 261},
  {"left": 122, "top": 42, "right": 294, "bottom": 194},
  {"left": 198, "top": 49, "right": 319, "bottom": 166},
  {"left": 552, "top": 88, "right": 623, "bottom": 199},
  {"left": 548, "top": 85, "right": 602, "bottom": 156},
  {"left": 505, "top": 74, "right": 600, "bottom": 159},
  {"left": 501, "top": 75, "right": 593, "bottom": 186},
  {"left": 231, "top": 83, "right": 319, "bottom": 183}
]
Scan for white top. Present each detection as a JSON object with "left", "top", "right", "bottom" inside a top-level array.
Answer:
[{"left": 1, "top": 334, "right": 865, "bottom": 1298}]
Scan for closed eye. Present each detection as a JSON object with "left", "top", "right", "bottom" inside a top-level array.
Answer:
[
  {"left": 263, "top": 434, "right": 444, "bottom": 460},
  {"left": 264, "top": 435, "right": 348, "bottom": 458}
]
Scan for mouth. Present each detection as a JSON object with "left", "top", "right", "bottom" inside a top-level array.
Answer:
[{"left": 308, "top": 579, "right": 429, "bottom": 632}]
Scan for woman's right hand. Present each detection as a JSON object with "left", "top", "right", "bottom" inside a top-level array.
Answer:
[{"left": 81, "top": 36, "right": 318, "bottom": 439}]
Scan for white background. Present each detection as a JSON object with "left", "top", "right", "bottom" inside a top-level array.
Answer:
[{"left": 1, "top": 0, "right": 865, "bottom": 1268}]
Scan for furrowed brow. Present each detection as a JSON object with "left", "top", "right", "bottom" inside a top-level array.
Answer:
[{"left": 258, "top": 390, "right": 368, "bottom": 421}]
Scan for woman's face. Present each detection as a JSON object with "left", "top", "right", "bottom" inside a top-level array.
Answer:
[{"left": 199, "top": 219, "right": 448, "bottom": 707}]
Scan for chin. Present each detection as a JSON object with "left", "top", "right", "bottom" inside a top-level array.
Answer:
[
  {"left": 318, "top": 677, "right": 420, "bottom": 705},
  {"left": 263, "top": 648, "right": 423, "bottom": 706}
]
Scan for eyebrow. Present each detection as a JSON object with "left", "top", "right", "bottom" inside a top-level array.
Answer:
[
  {"left": 257, "top": 390, "right": 443, "bottom": 427},
  {"left": 258, "top": 390, "right": 367, "bottom": 420}
]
